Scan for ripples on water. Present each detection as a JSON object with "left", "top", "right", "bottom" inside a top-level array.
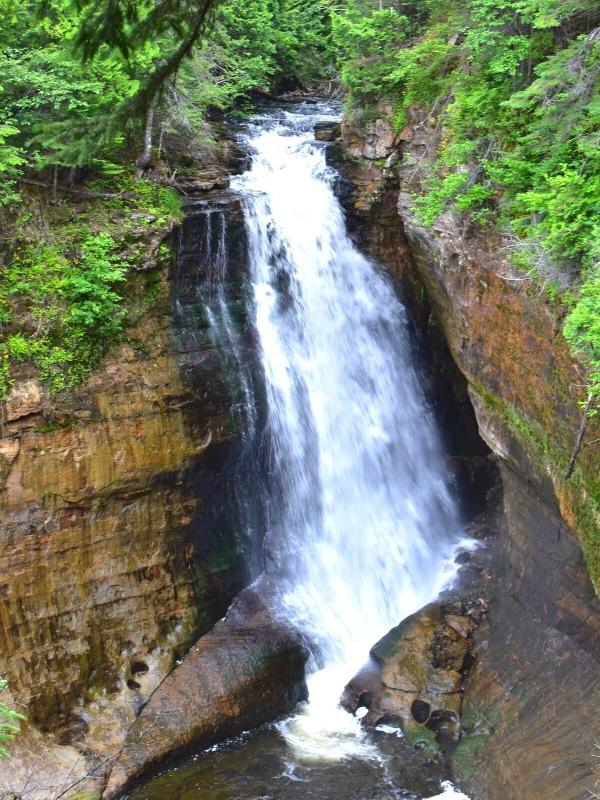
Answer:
[{"left": 127, "top": 722, "right": 469, "bottom": 800}]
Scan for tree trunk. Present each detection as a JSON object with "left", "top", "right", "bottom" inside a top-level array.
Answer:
[{"left": 135, "top": 105, "right": 155, "bottom": 180}]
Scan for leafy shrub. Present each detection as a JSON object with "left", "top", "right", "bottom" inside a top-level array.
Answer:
[
  {"left": 564, "top": 270, "right": 600, "bottom": 397},
  {"left": 0, "top": 233, "right": 127, "bottom": 397},
  {"left": 0, "top": 678, "right": 24, "bottom": 758},
  {"left": 0, "top": 123, "right": 24, "bottom": 207},
  {"left": 332, "top": 4, "right": 409, "bottom": 103}
]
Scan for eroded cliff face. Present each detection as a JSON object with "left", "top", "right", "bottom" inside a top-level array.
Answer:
[
  {"left": 333, "top": 108, "right": 600, "bottom": 800},
  {"left": 0, "top": 179, "right": 260, "bottom": 796}
]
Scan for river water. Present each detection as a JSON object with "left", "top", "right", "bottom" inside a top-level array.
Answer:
[{"left": 129, "top": 102, "right": 469, "bottom": 800}]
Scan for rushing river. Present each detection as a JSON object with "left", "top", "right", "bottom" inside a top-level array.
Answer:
[{"left": 130, "top": 102, "right": 469, "bottom": 800}]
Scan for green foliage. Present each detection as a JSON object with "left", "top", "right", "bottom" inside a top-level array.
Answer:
[
  {"left": 0, "top": 233, "right": 126, "bottom": 397},
  {"left": 0, "top": 0, "right": 337, "bottom": 204},
  {"left": 0, "top": 678, "right": 25, "bottom": 758},
  {"left": 0, "top": 123, "right": 24, "bottom": 206},
  {"left": 332, "top": 3, "right": 409, "bottom": 103},
  {"left": 69, "top": 0, "right": 216, "bottom": 61},
  {"left": 272, "top": 0, "right": 335, "bottom": 85},
  {"left": 0, "top": 0, "right": 160, "bottom": 189},
  {"left": 0, "top": 0, "right": 336, "bottom": 399},
  {"left": 564, "top": 270, "right": 600, "bottom": 397},
  {"left": 165, "top": 0, "right": 334, "bottom": 139},
  {"left": 0, "top": 173, "right": 181, "bottom": 400},
  {"left": 516, "top": 170, "right": 600, "bottom": 263},
  {"left": 334, "top": 0, "right": 600, "bottom": 393},
  {"left": 335, "top": 0, "right": 600, "bottom": 261},
  {"left": 389, "top": 30, "right": 460, "bottom": 112},
  {"left": 414, "top": 172, "right": 469, "bottom": 225}
]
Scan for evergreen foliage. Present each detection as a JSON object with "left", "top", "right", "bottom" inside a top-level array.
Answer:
[
  {"left": 331, "top": 0, "right": 600, "bottom": 396},
  {"left": 0, "top": 0, "right": 335, "bottom": 201},
  {"left": 0, "top": 0, "right": 334, "bottom": 398}
]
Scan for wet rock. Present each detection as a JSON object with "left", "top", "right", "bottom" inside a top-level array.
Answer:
[
  {"left": 103, "top": 578, "right": 308, "bottom": 798},
  {"left": 314, "top": 121, "right": 341, "bottom": 142},
  {"left": 342, "top": 593, "right": 484, "bottom": 755}
]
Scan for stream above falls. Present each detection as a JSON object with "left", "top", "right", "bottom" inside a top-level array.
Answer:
[{"left": 129, "top": 102, "right": 472, "bottom": 800}]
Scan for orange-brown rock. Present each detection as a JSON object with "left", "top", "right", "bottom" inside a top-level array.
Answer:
[
  {"left": 103, "top": 578, "right": 307, "bottom": 799},
  {"left": 0, "top": 193, "right": 257, "bottom": 795},
  {"left": 342, "top": 102, "right": 400, "bottom": 161},
  {"left": 339, "top": 107, "right": 600, "bottom": 800}
]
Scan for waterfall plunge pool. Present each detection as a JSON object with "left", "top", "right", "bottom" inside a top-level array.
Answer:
[{"left": 127, "top": 721, "right": 470, "bottom": 800}]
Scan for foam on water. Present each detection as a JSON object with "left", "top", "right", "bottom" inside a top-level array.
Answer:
[{"left": 426, "top": 782, "right": 471, "bottom": 799}]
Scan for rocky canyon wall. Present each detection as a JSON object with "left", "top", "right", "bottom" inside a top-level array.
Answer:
[
  {"left": 333, "top": 106, "right": 600, "bottom": 800},
  {"left": 0, "top": 176, "right": 261, "bottom": 796}
]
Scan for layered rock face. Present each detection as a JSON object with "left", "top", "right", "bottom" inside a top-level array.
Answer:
[
  {"left": 332, "top": 111, "right": 600, "bottom": 800},
  {"left": 0, "top": 187, "right": 262, "bottom": 795},
  {"left": 104, "top": 577, "right": 307, "bottom": 798}
]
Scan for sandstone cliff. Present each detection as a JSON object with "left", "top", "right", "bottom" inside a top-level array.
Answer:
[
  {"left": 333, "top": 106, "right": 600, "bottom": 800},
  {"left": 0, "top": 175, "right": 261, "bottom": 797}
]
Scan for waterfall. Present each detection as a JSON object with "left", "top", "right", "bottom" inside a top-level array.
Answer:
[
  {"left": 174, "top": 197, "right": 266, "bottom": 581},
  {"left": 198, "top": 206, "right": 258, "bottom": 440},
  {"left": 231, "top": 104, "right": 464, "bottom": 761}
]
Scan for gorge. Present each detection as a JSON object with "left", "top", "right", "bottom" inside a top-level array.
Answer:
[
  {"left": 105, "top": 101, "right": 475, "bottom": 800},
  {"left": 1, "top": 2, "right": 600, "bottom": 798},
  {"left": 1, "top": 95, "right": 598, "bottom": 800}
]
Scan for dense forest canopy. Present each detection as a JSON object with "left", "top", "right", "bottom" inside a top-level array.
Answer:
[
  {"left": 0, "top": 0, "right": 334, "bottom": 191},
  {"left": 0, "top": 0, "right": 599, "bottom": 400}
]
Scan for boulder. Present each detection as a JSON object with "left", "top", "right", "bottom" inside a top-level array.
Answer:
[
  {"left": 103, "top": 578, "right": 307, "bottom": 798},
  {"left": 342, "top": 596, "right": 486, "bottom": 753},
  {"left": 314, "top": 121, "right": 341, "bottom": 142}
]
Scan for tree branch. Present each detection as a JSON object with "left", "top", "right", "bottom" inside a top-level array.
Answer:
[
  {"left": 565, "top": 391, "right": 595, "bottom": 479},
  {"left": 18, "top": 178, "right": 134, "bottom": 200}
]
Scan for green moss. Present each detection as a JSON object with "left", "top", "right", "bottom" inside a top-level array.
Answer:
[
  {"left": 207, "top": 544, "right": 243, "bottom": 573},
  {"left": 568, "top": 469, "right": 600, "bottom": 587},
  {"left": 453, "top": 702, "right": 499, "bottom": 781},
  {"left": 33, "top": 417, "right": 76, "bottom": 434},
  {"left": 473, "top": 385, "right": 600, "bottom": 592},
  {"left": 403, "top": 720, "right": 439, "bottom": 752},
  {"left": 71, "top": 794, "right": 101, "bottom": 800},
  {"left": 144, "top": 267, "right": 165, "bottom": 306},
  {"left": 453, "top": 733, "right": 488, "bottom": 781}
]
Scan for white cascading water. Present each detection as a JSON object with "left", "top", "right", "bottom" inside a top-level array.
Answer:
[
  {"left": 232, "top": 105, "right": 467, "bottom": 779},
  {"left": 199, "top": 206, "right": 258, "bottom": 439}
]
